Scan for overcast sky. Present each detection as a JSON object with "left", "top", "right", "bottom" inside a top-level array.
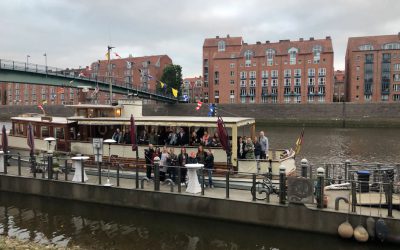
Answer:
[{"left": 1, "top": 0, "right": 399, "bottom": 77}]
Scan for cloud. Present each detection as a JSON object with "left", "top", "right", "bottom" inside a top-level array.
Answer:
[{"left": 0, "top": 0, "right": 399, "bottom": 76}]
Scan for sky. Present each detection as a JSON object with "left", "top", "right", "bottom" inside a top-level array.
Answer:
[{"left": 1, "top": 0, "right": 400, "bottom": 78}]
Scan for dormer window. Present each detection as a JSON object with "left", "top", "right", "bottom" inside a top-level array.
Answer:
[
  {"left": 288, "top": 47, "right": 298, "bottom": 65},
  {"left": 382, "top": 43, "right": 400, "bottom": 50},
  {"left": 244, "top": 50, "right": 253, "bottom": 67},
  {"left": 358, "top": 44, "right": 374, "bottom": 51},
  {"left": 266, "top": 49, "right": 275, "bottom": 66},
  {"left": 312, "top": 45, "right": 322, "bottom": 63},
  {"left": 218, "top": 40, "right": 226, "bottom": 52}
]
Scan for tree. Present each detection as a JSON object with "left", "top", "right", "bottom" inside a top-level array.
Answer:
[{"left": 158, "top": 64, "right": 182, "bottom": 96}]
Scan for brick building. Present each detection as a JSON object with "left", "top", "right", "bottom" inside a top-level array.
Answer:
[
  {"left": 90, "top": 55, "right": 172, "bottom": 103},
  {"left": 345, "top": 33, "right": 400, "bottom": 102},
  {"left": 182, "top": 76, "right": 203, "bottom": 102},
  {"left": 202, "top": 35, "right": 334, "bottom": 104},
  {"left": 333, "top": 70, "right": 345, "bottom": 102}
]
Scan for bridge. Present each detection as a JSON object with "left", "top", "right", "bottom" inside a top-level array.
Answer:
[{"left": 0, "top": 59, "right": 177, "bottom": 103}]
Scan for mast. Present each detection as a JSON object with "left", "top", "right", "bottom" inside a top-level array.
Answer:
[{"left": 107, "top": 45, "right": 115, "bottom": 104}]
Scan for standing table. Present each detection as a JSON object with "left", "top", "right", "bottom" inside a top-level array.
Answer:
[
  {"left": 184, "top": 163, "right": 204, "bottom": 194},
  {"left": 72, "top": 156, "right": 89, "bottom": 182}
]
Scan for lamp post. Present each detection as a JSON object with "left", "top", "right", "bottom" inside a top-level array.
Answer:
[
  {"left": 44, "top": 137, "right": 56, "bottom": 179},
  {"left": 43, "top": 53, "right": 47, "bottom": 73},
  {"left": 26, "top": 55, "right": 30, "bottom": 66},
  {"left": 104, "top": 138, "right": 116, "bottom": 186}
]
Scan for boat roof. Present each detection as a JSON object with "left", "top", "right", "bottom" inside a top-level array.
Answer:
[
  {"left": 66, "top": 104, "right": 122, "bottom": 109},
  {"left": 11, "top": 116, "right": 74, "bottom": 124},
  {"left": 67, "top": 116, "right": 255, "bottom": 128}
]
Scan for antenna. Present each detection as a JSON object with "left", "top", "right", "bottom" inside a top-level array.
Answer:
[{"left": 107, "top": 45, "right": 115, "bottom": 104}]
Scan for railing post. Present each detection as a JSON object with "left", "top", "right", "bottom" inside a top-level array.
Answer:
[
  {"left": 325, "top": 164, "right": 330, "bottom": 186},
  {"left": 201, "top": 167, "right": 205, "bottom": 196},
  {"left": 17, "top": 153, "right": 21, "bottom": 176},
  {"left": 154, "top": 161, "right": 160, "bottom": 191},
  {"left": 301, "top": 158, "right": 308, "bottom": 178},
  {"left": 4, "top": 151, "right": 8, "bottom": 174},
  {"left": 81, "top": 160, "right": 85, "bottom": 183},
  {"left": 116, "top": 164, "right": 120, "bottom": 187},
  {"left": 177, "top": 166, "right": 181, "bottom": 193},
  {"left": 226, "top": 170, "right": 230, "bottom": 199},
  {"left": 97, "top": 161, "right": 101, "bottom": 185},
  {"left": 317, "top": 167, "right": 325, "bottom": 209},
  {"left": 32, "top": 156, "right": 37, "bottom": 178},
  {"left": 47, "top": 153, "right": 53, "bottom": 180},
  {"left": 345, "top": 160, "right": 350, "bottom": 181},
  {"left": 351, "top": 175, "right": 357, "bottom": 213},
  {"left": 64, "top": 159, "right": 68, "bottom": 181},
  {"left": 387, "top": 181, "right": 393, "bottom": 218},
  {"left": 279, "top": 165, "right": 286, "bottom": 205},
  {"left": 252, "top": 174, "right": 257, "bottom": 201},
  {"left": 135, "top": 163, "right": 139, "bottom": 189}
]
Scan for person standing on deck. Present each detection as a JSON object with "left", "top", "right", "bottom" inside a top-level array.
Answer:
[
  {"left": 167, "top": 148, "right": 178, "bottom": 183},
  {"left": 178, "top": 148, "right": 188, "bottom": 185},
  {"left": 245, "top": 137, "right": 255, "bottom": 159},
  {"left": 204, "top": 148, "right": 214, "bottom": 188},
  {"left": 259, "top": 131, "right": 269, "bottom": 160},
  {"left": 145, "top": 144, "right": 155, "bottom": 179},
  {"left": 112, "top": 128, "right": 122, "bottom": 143},
  {"left": 253, "top": 136, "right": 262, "bottom": 173}
]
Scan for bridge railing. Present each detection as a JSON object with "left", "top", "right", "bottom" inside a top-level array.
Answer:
[{"left": 0, "top": 59, "right": 176, "bottom": 101}]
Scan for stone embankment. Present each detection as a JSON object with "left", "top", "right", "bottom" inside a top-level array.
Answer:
[{"left": 0, "top": 235, "right": 81, "bottom": 250}]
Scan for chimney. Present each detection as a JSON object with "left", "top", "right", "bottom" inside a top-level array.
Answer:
[
  {"left": 279, "top": 39, "right": 290, "bottom": 43},
  {"left": 265, "top": 40, "right": 270, "bottom": 44},
  {"left": 216, "top": 35, "right": 220, "bottom": 39},
  {"left": 299, "top": 38, "right": 304, "bottom": 42},
  {"left": 326, "top": 36, "right": 331, "bottom": 40},
  {"left": 227, "top": 34, "right": 230, "bottom": 38},
  {"left": 256, "top": 41, "right": 261, "bottom": 45},
  {"left": 310, "top": 37, "right": 314, "bottom": 41},
  {"left": 243, "top": 42, "right": 248, "bottom": 45}
]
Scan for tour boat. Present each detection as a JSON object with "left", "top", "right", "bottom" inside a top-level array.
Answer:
[{"left": 7, "top": 99, "right": 296, "bottom": 176}]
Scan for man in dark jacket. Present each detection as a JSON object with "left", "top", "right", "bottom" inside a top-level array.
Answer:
[
  {"left": 253, "top": 136, "right": 262, "bottom": 173},
  {"left": 176, "top": 127, "right": 189, "bottom": 146},
  {"left": 204, "top": 149, "right": 214, "bottom": 188},
  {"left": 145, "top": 144, "right": 155, "bottom": 179}
]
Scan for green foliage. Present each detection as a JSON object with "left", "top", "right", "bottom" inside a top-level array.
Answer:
[{"left": 158, "top": 64, "right": 183, "bottom": 96}]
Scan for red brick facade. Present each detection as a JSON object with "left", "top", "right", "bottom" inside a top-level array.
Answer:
[
  {"left": 182, "top": 76, "right": 203, "bottom": 102},
  {"left": 333, "top": 70, "right": 345, "bottom": 102},
  {"left": 203, "top": 35, "right": 334, "bottom": 104},
  {"left": 345, "top": 33, "right": 400, "bottom": 102}
]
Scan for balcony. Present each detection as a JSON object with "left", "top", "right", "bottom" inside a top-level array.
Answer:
[
  {"left": 240, "top": 75, "right": 247, "bottom": 80},
  {"left": 294, "top": 74, "right": 301, "bottom": 78},
  {"left": 240, "top": 82, "right": 246, "bottom": 87},
  {"left": 262, "top": 75, "right": 268, "bottom": 79},
  {"left": 318, "top": 72, "right": 326, "bottom": 76}
]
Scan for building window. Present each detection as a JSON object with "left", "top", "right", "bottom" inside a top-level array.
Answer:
[
  {"left": 241, "top": 97, "right": 246, "bottom": 103},
  {"left": 295, "top": 96, "right": 301, "bottom": 103},
  {"left": 240, "top": 80, "right": 246, "bottom": 87},
  {"left": 230, "top": 80, "right": 235, "bottom": 85},
  {"left": 382, "top": 43, "right": 400, "bottom": 50},
  {"left": 271, "top": 70, "right": 278, "bottom": 78},
  {"left": 365, "top": 94, "right": 372, "bottom": 101},
  {"left": 318, "top": 77, "right": 326, "bottom": 85},
  {"left": 394, "top": 74, "right": 400, "bottom": 82},
  {"left": 308, "top": 95, "right": 314, "bottom": 103},
  {"left": 318, "top": 86, "right": 325, "bottom": 94},
  {"left": 249, "top": 71, "right": 256, "bottom": 79},
  {"left": 262, "top": 79, "right": 268, "bottom": 87},
  {"left": 284, "top": 96, "right": 291, "bottom": 103},
  {"left": 249, "top": 96, "right": 255, "bottom": 103},
  {"left": 230, "top": 63, "right": 235, "bottom": 68},
  {"left": 214, "top": 71, "right": 219, "bottom": 85},
  {"left": 271, "top": 87, "right": 278, "bottom": 94},
  {"left": 318, "top": 68, "right": 326, "bottom": 76},
  {"left": 261, "top": 96, "right": 268, "bottom": 103},
  {"left": 318, "top": 96, "right": 325, "bottom": 102},
  {"left": 284, "top": 87, "right": 291, "bottom": 94},
  {"left": 230, "top": 90, "right": 235, "bottom": 103},
  {"left": 359, "top": 44, "right": 374, "bottom": 51},
  {"left": 394, "top": 64, "right": 400, "bottom": 71},
  {"left": 249, "top": 80, "right": 256, "bottom": 87},
  {"left": 294, "top": 86, "right": 301, "bottom": 94},
  {"left": 230, "top": 71, "right": 235, "bottom": 77},
  {"left": 271, "top": 79, "right": 278, "bottom": 87},
  {"left": 308, "top": 68, "right": 315, "bottom": 77},
  {"left": 249, "top": 88, "right": 256, "bottom": 97},
  {"left": 218, "top": 40, "right": 226, "bottom": 52},
  {"left": 288, "top": 47, "right": 298, "bottom": 65},
  {"left": 214, "top": 90, "right": 219, "bottom": 103},
  {"left": 284, "top": 78, "right": 291, "bottom": 86},
  {"left": 313, "top": 45, "right": 322, "bottom": 63},
  {"left": 262, "top": 70, "right": 268, "bottom": 78},
  {"left": 244, "top": 50, "right": 253, "bottom": 67},
  {"left": 240, "top": 71, "right": 247, "bottom": 79},
  {"left": 294, "top": 69, "right": 301, "bottom": 77},
  {"left": 295, "top": 78, "right": 301, "bottom": 86},
  {"left": 284, "top": 69, "right": 291, "bottom": 77},
  {"left": 271, "top": 96, "right": 277, "bottom": 103},
  {"left": 381, "top": 95, "right": 389, "bottom": 101},
  {"left": 266, "top": 49, "right": 275, "bottom": 66},
  {"left": 308, "top": 78, "right": 315, "bottom": 86}
]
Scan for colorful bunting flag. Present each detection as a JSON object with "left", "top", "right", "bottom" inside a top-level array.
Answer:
[
  {"left": 172, "top": 88, "right": 178, "bottom": 97},
  {"left": 105, "top": 51, "right": 110, "bottom": 60},
  {"left": 114, "top": 52, "right": 122, "bottom": 59},
  {"left": 196, "top": 101, "right": 203, "bottom": 111},
  {"left": 126, "top": 61, "right": 132, "bottom": 69},
  {"left": 160, "top": 81, "right": 165, "bottom": 89},
  {"left": 37, "top": 104, "right": 45, "bottom": 114},
  {"left": 294, "top": 128, "right": 305, "bottom": 155},
  {"left": 78, "top": 72, "right": 85, "bottom": 77},
  {"left": 42, "top": 100, "right": 48, "bottom": 105}
]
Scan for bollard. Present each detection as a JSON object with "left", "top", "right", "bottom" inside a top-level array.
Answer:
[
  {"left": 154, "top": 157, "right": 160, "bottom": 191},
  {"left": 201, "top": 167, "right": 205, "bottom": 196},
  {"left": 32, "top": 156, "right": 37, "bottom": 178},
  {"left": 226, "top": 171, "right": 230, "bottom": 199},
  {"left": 351, "top": 175, "right": 357, "bottom": 213},
  {"left": 279, "top": 165, "right": 286, "bottom": 205},
  {"left": 387, "top": 181, "right": 393, "bottom": 218},
  {"left": 178, "top": 166, "right": 181, "bottom": 193},
  {"left": 116, "top": 164, "right": 120, "bottom": 187},
  {"left": 301, "top": 158, "right": 308, "bottom": 178},
  {"left": 47, "top": 154, "right": 53, "bottom": 180},
  {"left": 317, "top": 167, "right": 325, "bottom": 209},
  {"left": 344, "top": 160, "right": 350, "bottom": 181},
  {"left": 81, "top": 160, "right": 85, "bottom": 183},
  {"left": 252, "top": 174, "right": 257, "bottom": 201},
  {"left": 135, "top": 164, "right": 139, "bottom": 189},
  {"left": 98, "top": 161, "right": 101, "bottom": 185},
  {"left": 64, "top": 159, "right": 68, "bottom": 181},
  {"left": 17, "top": 153, "right": 21, "bottom": 176}
]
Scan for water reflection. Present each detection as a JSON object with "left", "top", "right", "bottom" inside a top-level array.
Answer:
[{"left": 0, "top": 192, "right": 398, "bottom": 250}]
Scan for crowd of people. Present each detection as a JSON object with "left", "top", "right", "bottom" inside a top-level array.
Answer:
[{"left": 144, "top": 144, "right": 215, "bottom": 188}]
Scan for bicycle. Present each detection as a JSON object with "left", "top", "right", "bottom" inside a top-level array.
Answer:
[{"left": 250, "top": 172, "right": 279, "bottom": 200}]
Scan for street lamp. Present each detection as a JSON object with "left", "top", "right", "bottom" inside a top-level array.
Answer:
[
  {"left": 44, "top": 137, "right": 56, "bottom": 152},
  {"left": 43, "top": 53, "right": 47, "bottom": 73},
  {"left": 104, "top": 138, "right": 116, "bottom": 186}
]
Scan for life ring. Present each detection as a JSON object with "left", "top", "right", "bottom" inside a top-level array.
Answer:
[{"left": 98, "top": 126, "right": 107, "bottom": 136}]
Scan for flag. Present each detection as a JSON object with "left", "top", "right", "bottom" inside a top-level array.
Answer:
[
  {"left": 294, "top": 128, "right": 305, "bottom": 155},
  {"left": 196, "top": 101, "right": 202, "bottom": 111},
  {"left": 126, "top": 61, "right": 132, "bottom": 69},
  {"left": 51, "top": 93, "right": 56, "bottom": 100},
  {"left": 42, "top": 100, "right": 48, "bottom": 105},
  {"left": 106, "top": 51, "right": 110, "bottom": 60},
  {"left": 160, "top": 81, "right": 165, "bottom": 89},
  {"left": 114, "top": 52, "right": 121, "bottom": 59},
  {"left": 183, "top": 94, "right": 189, "bottom": 102},
  {"left": 172, "top": 88, "right": 178, "bottom": 97},
  {"left": 57, "top": 88, "right": 64, "bottom": 94},
  {"left": 78, "top": 72, "right": 85, "bottom": 77},
  {"left": 38, "top": 104, "right": 45, "bottom": 114}
]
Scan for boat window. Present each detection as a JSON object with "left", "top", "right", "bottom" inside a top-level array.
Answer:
[
  {"left": 41, "top": 126, "right": 49, "bottom": 138},
  {"left": 15, "top": 123, "right": 24, "bottom": 136},
  {"left": 55, "top": 127, "right": 65, "bottom": 140}
]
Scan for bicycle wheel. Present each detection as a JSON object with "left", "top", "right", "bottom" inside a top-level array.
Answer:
[{"left": 251, "top": 182, "right": 268, "bottom": 200}]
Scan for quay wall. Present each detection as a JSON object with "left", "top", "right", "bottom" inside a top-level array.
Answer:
[
  {"left": 1, "top": 175, "right": 400, "bottom": 242},
  {"left": 1, "top": 103, "right": 400, "bottom": 127}
]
